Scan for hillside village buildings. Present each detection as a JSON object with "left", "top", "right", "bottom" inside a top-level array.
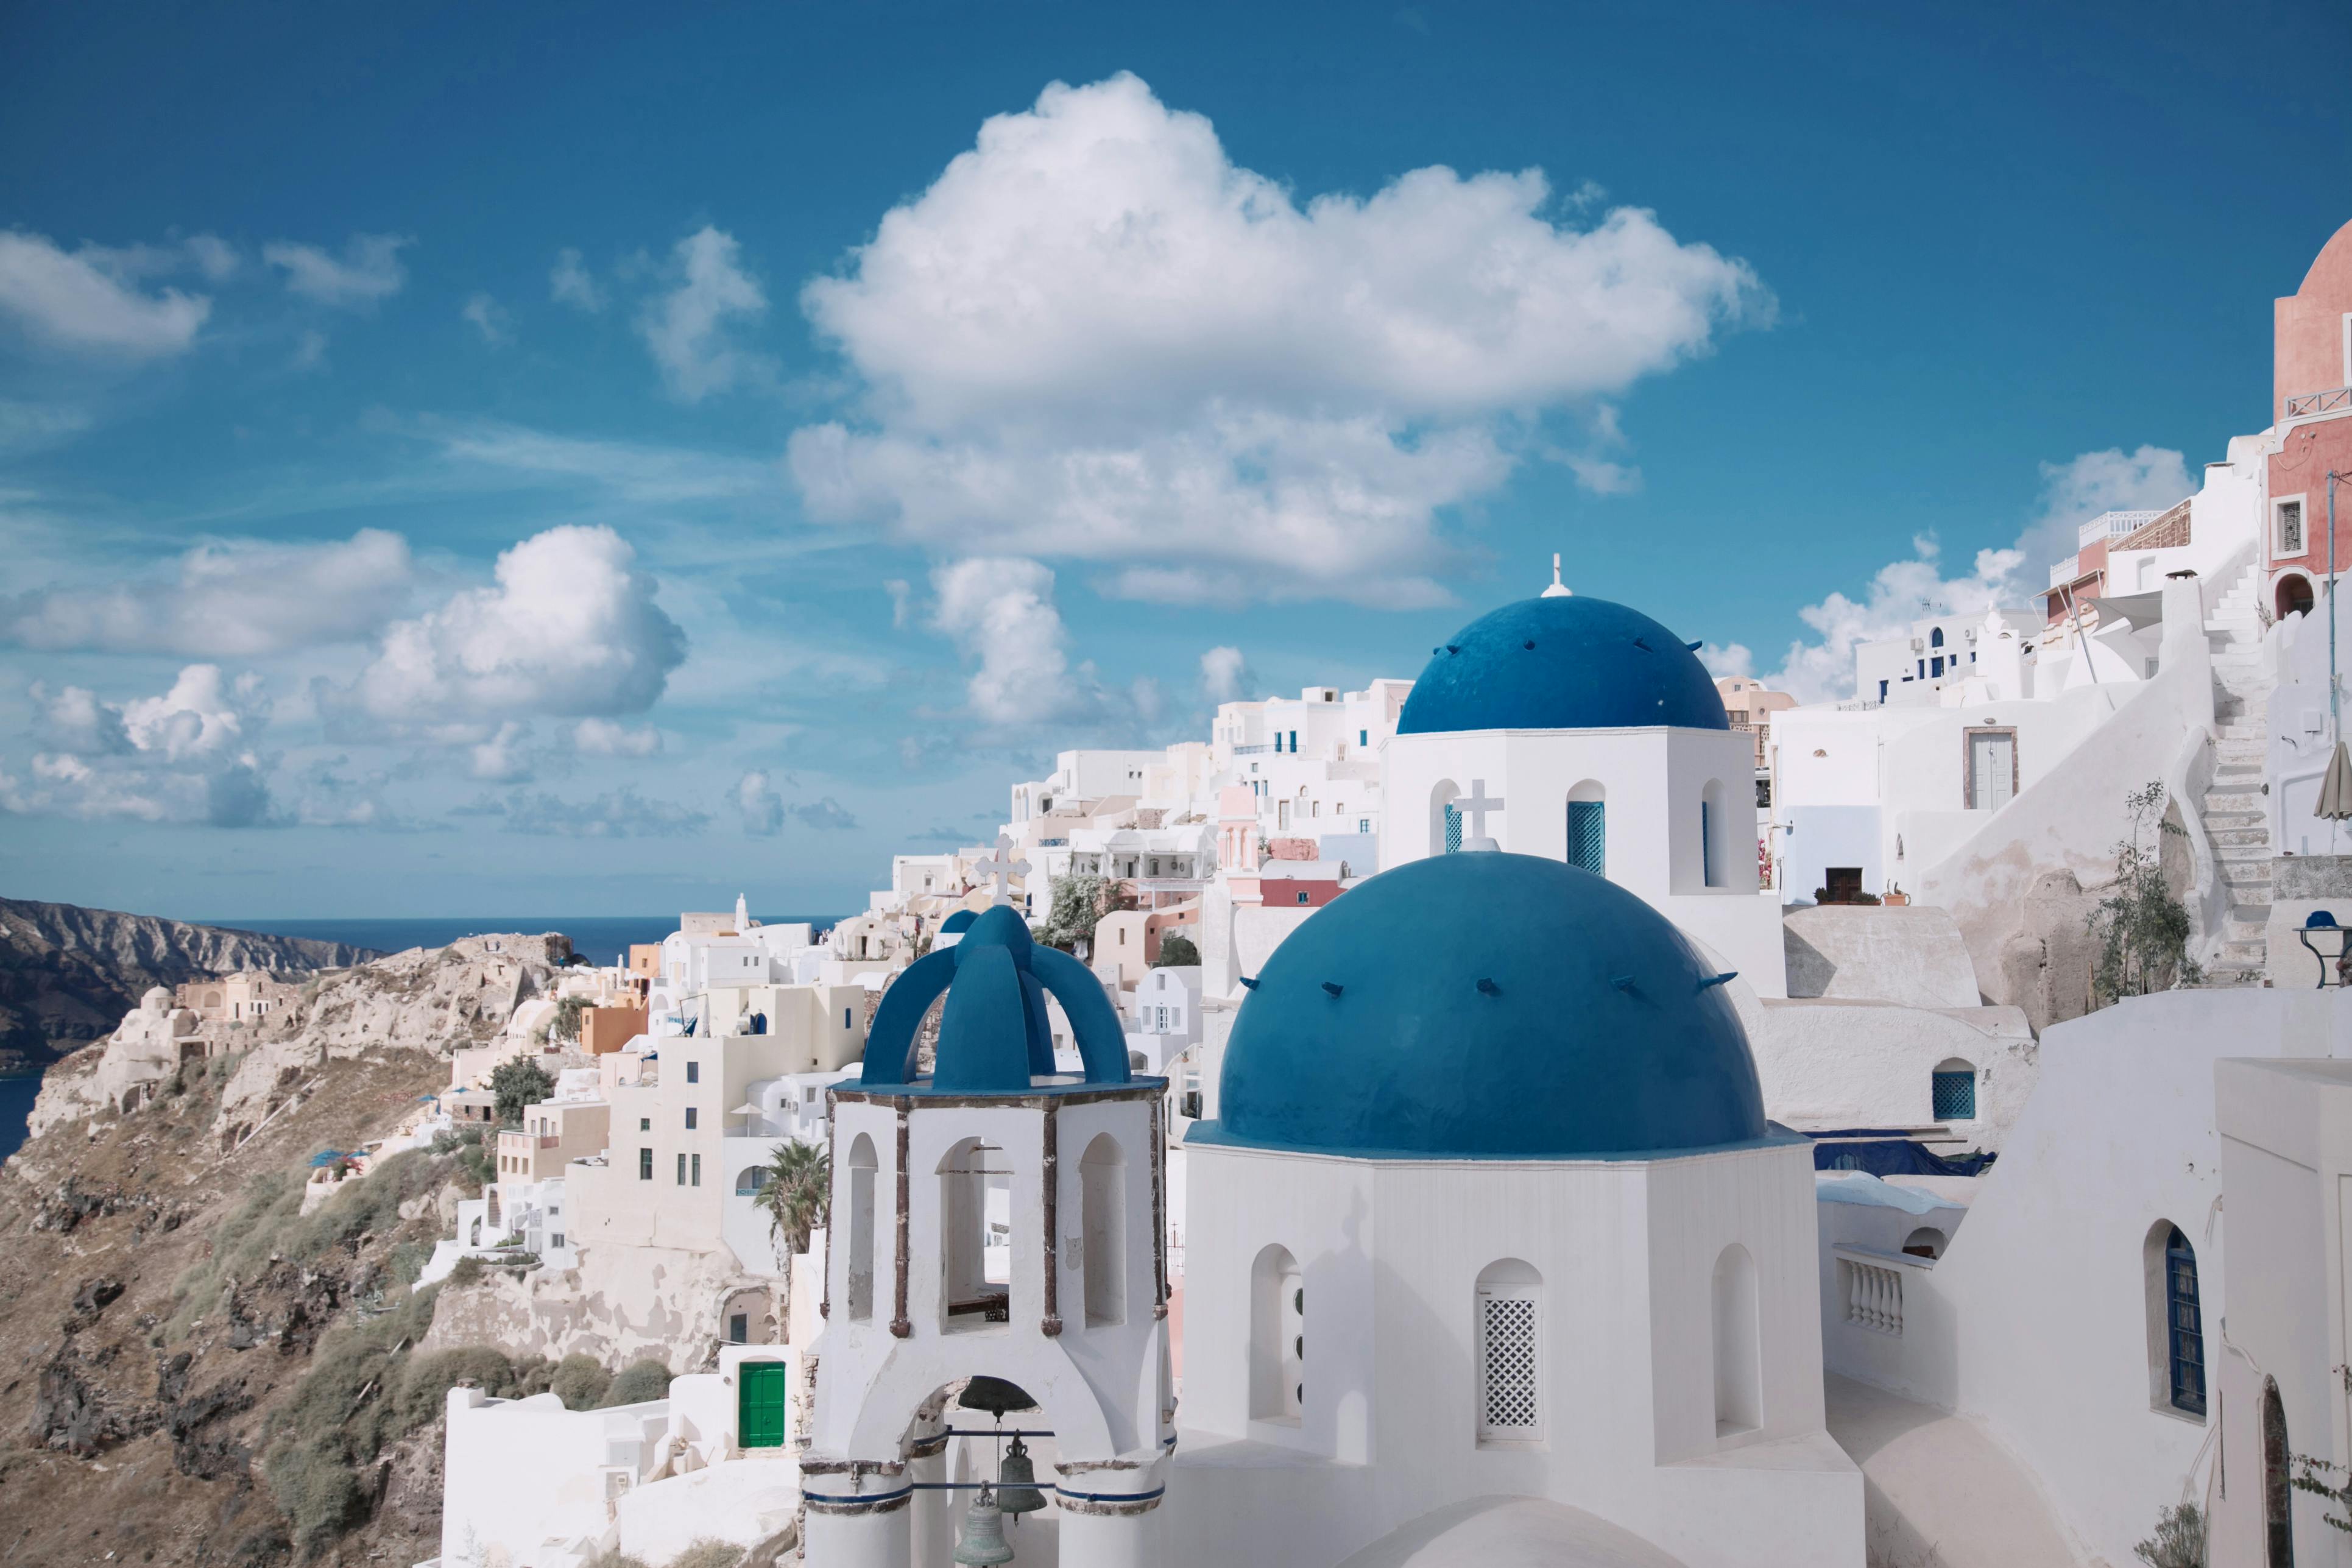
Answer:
[{"left": 397, "top": 219, "right": 2352, "bottom": 1567}]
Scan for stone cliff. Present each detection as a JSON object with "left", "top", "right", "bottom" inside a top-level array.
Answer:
[{"left": 0, "top": 897, "right": 376, "bottom": 1073}]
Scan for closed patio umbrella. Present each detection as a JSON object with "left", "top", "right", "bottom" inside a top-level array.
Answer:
[{"left": 2320, "top": 741, "right": 2352, "bottom": 822}]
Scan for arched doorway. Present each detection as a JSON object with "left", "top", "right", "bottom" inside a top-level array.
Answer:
[{"left": 2278, "top": 573, "right": 2316, "bottom": 620}]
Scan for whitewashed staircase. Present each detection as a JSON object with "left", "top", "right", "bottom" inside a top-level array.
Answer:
[{"left": 2202, "top": 566, "right": 2272, "bottom": 982}]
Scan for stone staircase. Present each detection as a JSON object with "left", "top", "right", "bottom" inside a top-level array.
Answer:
[{"left": 2202, "top": 566, "right": 2272, "bottom": 982}]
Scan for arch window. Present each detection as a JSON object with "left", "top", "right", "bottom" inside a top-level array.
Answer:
[
  {"left": 938, "top": 1138, "right": 1012, "bottom": 1326},
  {"left": 1081, "top": 1133, "right": 1127, "bottom": 1327},
  {"left": 844, "top": 1134, "right": 877, "bottom": 1321},
  {"left": 1930, "top": 627, "right": 1945, "bottom": 648},
  {"left": 2141, "top": 1220, "right": 2205, "bottom": 1421},
  {"left": 1475, "top": 1259, "right": 1542, "bottom": 1443},
  {"left": 1250, "top": 1244, "right": 1304, "bottom": 1423},
  {"left": 1931, "top": 1060, "right": 1977, "bottom": 1121},
  {"left": 1901, "top": 1226, "right": 1947, "bottom": 1260},
  {"left": 1700, "top": 779, "right": 1726, "bottom": 888},
  {"left": 1567, "top": 782, "right": 1606, "bottom": 876},
  {"left": 1430, "top": 779, "right": 1463, "bottom": 855},
  {"left": 1711, "top": 1243, "right": 1762, "bottom": 1437}
]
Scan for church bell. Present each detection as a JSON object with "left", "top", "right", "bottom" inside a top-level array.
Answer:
[
  {"left": 952, "top": 1481, "right": 1017, "bottom": 1566},
  {"left": 994, "top": 1434, "right": 1048, "bottom": 1516}
]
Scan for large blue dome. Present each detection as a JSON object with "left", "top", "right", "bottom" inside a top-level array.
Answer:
[
  {"left": 1202, "top": 852, "right": 1768, "bottom": 1159},
  {"left": 1396, "top": 595, "right": 1728, "bottom": 735}
]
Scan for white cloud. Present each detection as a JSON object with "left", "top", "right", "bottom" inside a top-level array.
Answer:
[
  {"left": 0, "top": 230, "right": 211, "bottom": 358},
  {"left": 492, "top": 786, "right": 708, "bottom": 838},
  {"left": 1199, "top": 645, "right": 1250, "bottom": 702},
  {"left": 6, "top": 665, "right": 275, "bottom": 826},
  {"left": 264, "top": 233, "right": 411, "bottom": 308},
  {"left": 337, "top": 524, "right": 687, "bottom": 736},
  {"left": 185, "top": 234, "right": 240, "bottom": 281},
  {"left": 551, "top": 247, "right": 606, "bottom": 312},
  {"left": 637, "top": 227, "right": 770, "bottom": 402},
  {"left": 422, "top": 417, "right": 771, "bottom": 503},
  {"left": 1751, "top": 446, "right": 2194, "bottom": 704},
  {"left": 1, "top": 528, "right": 415, "bottom": 657},
  {"left": 574, "top": 718, "right": 662, "bottom": 757},
  {"left": 1696, "top": 642, "right": 1755, "bottom": 679},
  {"left": 794, "top": 796, "right": 858, "bottom": 831},
  {"left": 928, "top": 556, "right": 1090, "bottom": 727},
  {"left": 0, "top": 400, "right": 94, "bottom": 456},
  {"left": 469, "top": 721, "right": 536, "bottom": 782},
  {"left": 788, "top": 73, "right": 1766, "bottom": 604},
  {"left": 736, "top": 769, "right": 784, "bottom": 835},
  {"left": 462, "top": 292, "right": 513, "bottom": 345}
]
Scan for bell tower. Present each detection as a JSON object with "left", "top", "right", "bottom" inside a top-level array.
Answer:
[{"left": 802, "top": 906, "right": 1173, "bottom": 1568}]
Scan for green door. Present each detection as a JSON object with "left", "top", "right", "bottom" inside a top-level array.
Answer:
[{"left": 738, "top": 1360, "right": 787, "bottom": 1449}]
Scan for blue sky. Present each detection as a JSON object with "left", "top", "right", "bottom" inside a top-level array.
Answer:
[{"left": 1, "top": 0, "right": 2345, "bottom": 919}]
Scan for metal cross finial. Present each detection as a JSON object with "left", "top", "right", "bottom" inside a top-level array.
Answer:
[
  {"left": 1455, "top": 780, "right": 1505, "bottom": 841},
  {"left": 975, "top": 833, "right": 1031, "bottom": 906}
]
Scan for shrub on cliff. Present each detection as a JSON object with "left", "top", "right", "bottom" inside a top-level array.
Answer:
[{"left": 601, "top": 1359, "right": 672, "bottom": 1407}]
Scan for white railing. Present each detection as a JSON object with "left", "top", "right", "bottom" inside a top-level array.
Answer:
[
  {"left": 2078, "top": 510, "right": 2163, "bottom": 548},
  {"left": 2049, "top": 554, "right": 2080, "bottom": 588},
  {"left": 1834, "top": 1246, "right": 1921, "bottom": 1336},
  {"left": 2285, "top": 386, "right": 2352, "bottom": 419}
]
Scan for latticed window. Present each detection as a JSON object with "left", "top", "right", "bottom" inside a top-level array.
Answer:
[
  {"left": 1932, "top": 1070, "right": 1976, "bottom": 1121},
  {"left": 1477, "top": 1281, "right": 1541, "bottom": 1441},
  {"left": 2167, "top": 1227, "right": 2206, "bottom": 1418},
  {"left": 1567, "top": 800, "right": 1606, "bottom": 875},
  {"left": 1443, "top": 803, "right": 1463, "bottom": 855}
]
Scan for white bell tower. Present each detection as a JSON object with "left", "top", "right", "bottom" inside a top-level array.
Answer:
[{"left": 802, "top": 906, "right": 1173, "bottom": 1568}]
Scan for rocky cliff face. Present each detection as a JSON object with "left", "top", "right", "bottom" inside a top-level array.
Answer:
[{"left": 0, "top": 898, "right": 376, "bottom": 1073}]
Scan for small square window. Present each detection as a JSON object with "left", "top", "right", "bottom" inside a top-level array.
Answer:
[{"left": 640, "top": 1117, "right": 650, "bottom": 1132}]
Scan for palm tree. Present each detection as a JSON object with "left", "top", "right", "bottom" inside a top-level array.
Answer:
[{"left": 757, "top": 1139, "right": 830, "bottom": 1258}]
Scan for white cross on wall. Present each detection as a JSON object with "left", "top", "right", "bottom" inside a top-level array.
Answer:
[
  {"left": 1455, "top": 779, "right": 1505, "bottom": 840},
  {"left": 975, "top": 833, "right": 1032, "bottom": 906}
]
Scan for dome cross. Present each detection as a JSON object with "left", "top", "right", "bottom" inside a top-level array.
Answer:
[
  {"left": 974, "top": 834, "right": 1032, "bottom": 906},
  {"left": 1455, "top": 779, "right": 1505, "bottom": 843}
]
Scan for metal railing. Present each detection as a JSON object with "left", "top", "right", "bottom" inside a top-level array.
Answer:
[{"left": 2285, "top": 386, "right": 2352, "bottom": 419}]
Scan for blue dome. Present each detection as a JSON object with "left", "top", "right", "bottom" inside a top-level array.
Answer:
[
  {"left": 939, "top": 908, "right": 979, "bottom": 934},
  {"left": 1204, "top": 852, "right": 1768, "bottom": 1159},
  {"left": 1397, "top": 595, "right": 1728, "bottom": 735},
  {"left": 860, "top": 906, "right": 1132, "bottom": 1093}
]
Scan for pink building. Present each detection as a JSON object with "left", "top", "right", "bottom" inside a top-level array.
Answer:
[{"left": 2265, "top": 219, "right": 2352, "bottom": 618}]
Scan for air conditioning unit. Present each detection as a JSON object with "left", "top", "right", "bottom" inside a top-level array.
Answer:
[{"left": 1910, "top": 638, "right": 1925, "bottom": 652}]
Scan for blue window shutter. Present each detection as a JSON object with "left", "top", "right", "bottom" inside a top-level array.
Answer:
[{"left": 1567, "top": 802, "right": 1606, "bottom": 875}]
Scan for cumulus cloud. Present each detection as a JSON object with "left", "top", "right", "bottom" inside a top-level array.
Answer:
[
  {"left": 468, "top": 721, "right": 536, "bottom": 782},
  {"left": 1695, "top": 642, "right": 1756, "bottom": 679},
  {"left": 6, "top": 665, "right": 275, "bottom": 826},
  {"left": 264, "top": 233, "right": 411, "bottom": 309},
  {"left": 930, "top": 556, "right": 1090, "bottom": 727},
  {"left": 794, "top": 796, "right": 858, "bottom": 831},
  {"left": 0, "top": 230, "right": 211, "bottom": 358},
  {"left": 1, "top": 528, "right": 415, "bottom": 657},
  {"left": 336, "top": 524, "right": 687, "bottom": 738},
  {"left": 1199, "top": 645, "right": 1251, "bottom": 704},
  {"left": 462, "top": 292, "right": 513, "bottom": 345},
  {"left": 637, "top": 227, "right": 770, "bottom": 402},
  {"left": 736, "top": 770, "right": 785, "bottom": 835},
  {"left": 1746, "top": 445, "right": 2196, "bottom": 704},
  {"left": 574, "top": 718, "right": 662, "bottom": 757},
  {"left": 550, "top": 247, "right": 606, "bottom": 312},
  {"left": 788, "top": 73, "right": 1767, "bottom": 604}
]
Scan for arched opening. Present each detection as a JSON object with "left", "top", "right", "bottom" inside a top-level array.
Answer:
[
  {"left": 1430, "top": 779, "right": 1463, "bottom": 856},
  {"left": 1566, "top": 780, "right": 1606, "bottom": 877},
  {"left": 1249, "top": 1243, "right": 1304, "bottom": 1424},
  {"left": 2278, "top": 573, "right": 2317, "bottom": 621},
  {"left": 1930, "top": 626, "right": 1944, "bottom": 649},
  {"left": 1700, "top": 779, "right": 1727, "bottom": 888},
  {"left": 721, "top": 1286, "right": 774, "bottom": 1345},
  {"left": 1711, "top": 1243, "right": 1762, "bottom": 1437},
  {"left": 845, "top": 1134, "right": 878, "bottom": 1322},
  {"left": 1475, "top": 1259, "right": 1542, "bottom": 1444},
  {"left": 938, "top": 1138, "right": 1012, "bottom": 1326},
  {"left": 734, "top": 1165, "right": 771, "bottom": 1196},
  {"left": 1901, "top": 1227, "right": 1948, "bottom": 1260},
  {"left": 1932, "top": 1059, "right": 1977, "bottom": 1121},
  {"left": 2264, "top": 1376, "right": 2294, "bottom": 1565},
  {"left": 2142, "top": 1221, "right": 2205, "bottom": 1420},
  {"left": 1081, "top": 1133, "right": 1126, "bottom": 1328}
]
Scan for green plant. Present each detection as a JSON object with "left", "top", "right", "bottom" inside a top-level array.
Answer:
[
  {"left": 394, "top": 1344, "right": 516, "bottom": 1429},
  {"left": 601, "top": 1359, "right": 673, "bottom": 1407},
  {"left": 1039, "top": 872, "right": 1108, "bottom": 952},
  {"left": 490, "top": 1059, "right": 556, "bottom": 1125},
  {"left": 448, "top": 1256, "right": 485, "bottom": 1288},
  {"left": 2088, "top": 782, "right": 2200, "bottom": 1004},
  {"left": 264, "top": 1439, "right": 366, "bottom": 1557},
  {"left": 549, "top": 995, "right": 591, "bottom": 1043},
  {"left": 550, "top": 1352, "right": 613, "bottom": 1410},
  {"left": 2131, "top": 1501, "right": 2207, "bottom": 1566},
  {"left": 667, "top": 1541, "right": 746, "bottom": 1568},
  {"left": 1152, "top": 933, "right": 1200, "bottom": 967},
  {"left": 581, "top": 1552, "right": 651, "bottom": 1568},
  {"left": 757, "top": 1139, "right": 828, "bottom": 1255}
]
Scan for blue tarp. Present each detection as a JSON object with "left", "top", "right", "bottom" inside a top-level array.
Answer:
[{"left": 1804, "top": 1129, "right": 1996, "bottom": 1178}]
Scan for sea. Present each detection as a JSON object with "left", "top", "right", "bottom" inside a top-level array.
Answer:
[{"left": 0, "top": 912, "right": 846, "bottom": 1167}]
